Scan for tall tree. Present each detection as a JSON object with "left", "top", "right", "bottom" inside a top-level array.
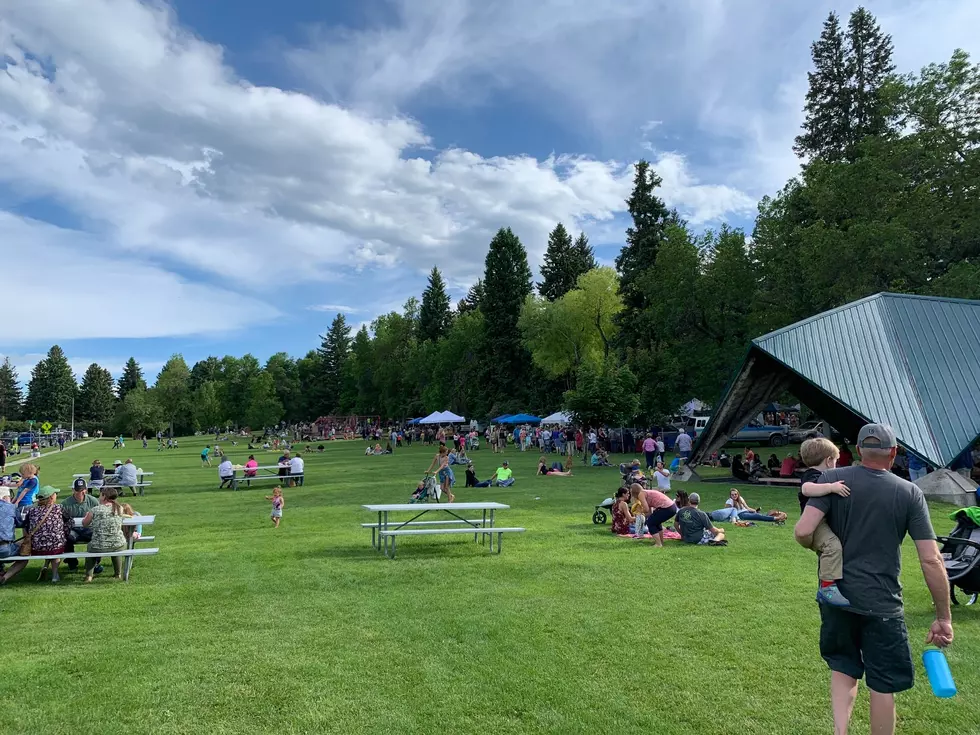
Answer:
[
  {"left": 193, "top": 381, "right": 224, "bottom": 431},
  {"left": 244, "top": 371, "right": 283, "bottom": 430},
  {"left": 23, "top": 345, "right": 77, "bottom": 423},
  {"left": 795, "top": 8, "right": 895, "bottom": 160},
  {"left": 76, "top": 363, "right": 116, "bottom": 427},
  {"left": 418, "top": 267, "right": 452, "bottom": 342},
  {"left": 572, "top": 232, "right": 598, "bottom": 274},
  {"left": 345, "top": 326, "right": 376, "bottom": 414},
  {"left": 154, "top": 355, "right": 192, "bottom": 435},
  {"left": 114, "top": 388, "right": 163, "bottom": 439},
  {"left": 480, "top": 227, "right": 534, "bottom": 407},
  {"left": 317, "top": 314, "right": 352, "bottom": 413},
  {"left": 564, "top": 359, "right": 639, "bottom": 430},
  {"left": 117, "top": 357, "right": 146, "bottom": 402},
  {"left": 264, "top": 353, "right": 302, "bottom": 422},
  {"left": 538, "top": 223, "right": 575, "bottom": 301},
  {"left": 0, "top": 358, "right": 23, "bottom": 421},
  {"left": 189, "top": 356, "right": 222, "bottom": 391},
  {"left": 615, "top": 161, "right": 677, "bottom": 347},
  {"left": 457, "top": 279, "right": 485, "bottom": 315}
]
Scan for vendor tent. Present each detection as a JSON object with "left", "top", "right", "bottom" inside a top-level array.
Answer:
[
  {"left": 417, "top": 412, "right": 445, "bottom": 425},
  {"left": 540, "top": 411, "right": 572, "bottom": 424},
  {"left": 690, "top": 293, "right": 980, "bottom": 475},
  {"left": 501, "top": 413, "right": 542, "bottom": 424},
  {"left": 438, "top": 411, "right": 465, "bottom": 423},
  {"left": 492, "top": 414, "right": 514, "bottom": 423}
]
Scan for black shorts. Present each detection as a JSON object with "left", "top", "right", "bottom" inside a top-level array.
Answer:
[{"left": 819, "top": 606, "right": 914, "bottom": 693}]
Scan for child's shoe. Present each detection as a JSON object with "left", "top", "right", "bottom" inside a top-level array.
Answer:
[{"left": 816, "top": 582, "right": 851, "bottom": 607}]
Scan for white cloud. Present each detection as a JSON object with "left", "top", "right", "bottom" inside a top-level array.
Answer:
[
  {"left": 307, "top": 304, "right": 363, "bottom": 313},
  {"left": 1, "top": 351, "right": 165, "bottom": 385}
]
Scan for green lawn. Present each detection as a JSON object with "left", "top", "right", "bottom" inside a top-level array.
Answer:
[{"left": 0, "top": 438, "right": 975, "bottom": 735}]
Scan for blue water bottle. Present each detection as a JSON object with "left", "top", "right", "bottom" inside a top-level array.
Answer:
[{"left": 922, "top": 647, "right": 957, "bottom": 698}]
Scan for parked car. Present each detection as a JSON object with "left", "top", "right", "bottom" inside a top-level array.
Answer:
[
  {"left": 788, "top": 420, "right": 842, "bottom": 443},
  {"left": 731, "top": 421, "right": 790, "bottom": 447}
]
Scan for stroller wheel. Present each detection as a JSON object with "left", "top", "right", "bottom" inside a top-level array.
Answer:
[
  {"left": 592, "top": 510, "right": 607, "bottom": 524},
  {"left": 967, "top": 592, "right": 978, "bottom": 606}
]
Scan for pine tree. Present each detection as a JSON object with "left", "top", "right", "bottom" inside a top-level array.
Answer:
[
  {"left": 23, "top": 345, "right": 77, "bottom": 423},
  {"left": 317, "top": 314, "right": 352, "bottom": 413},
  {"left": 572, "top": 232, "right": 598, "bottom": 275},
  {"left": 418, "top": 266, "right": 452, "bottom": 341},
  {"left": 457, "top": 280, "right": 485, "bottom": 314},
  {"left": 538, "top": 223, "right": 576, "bottom": 301},
  {"left": 0, "top": 357, "right": 23, "bottom": 421},
  {"left": 794, "top": 8, "right": 895, "bottom": 160},
  {"left": 154, "top": 354, "right": 192, "bottom": 435},
  {"left": 117, "top": 357, "right": 146, "bottom": 402},
  {"left": 77, "top": 363, "right": 116, "bottom": 427},
  {"left": 614, "top": 161, "right": 677, "bottom": 346},
  {"left": 481, "top": 227, "right": 534, "bottom": 404},
  {"left": 847, "top": 7, "right": 896, "bottom": 142}
]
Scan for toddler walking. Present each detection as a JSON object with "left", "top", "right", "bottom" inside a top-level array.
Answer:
[
  {"left": 799, "top": 438, "right": 851, "bottom": 607},
  {"left": 266, "top": 486, "right": 284, "bottom": 528}
]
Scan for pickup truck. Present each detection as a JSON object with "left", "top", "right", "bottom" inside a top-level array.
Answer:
[{"left": 684, "top": 415, "right": 790, "bottom": 447}]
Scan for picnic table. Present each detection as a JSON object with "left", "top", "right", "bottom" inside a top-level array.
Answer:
[
  {"left": 228, "top": 464, "right": 302, "bottom": 490},
  {"left": 74, "top": 471, "right": 154, "bottom": 483},
  {"left": 362, "top": 502, "right": 524, "bottom": 559}
]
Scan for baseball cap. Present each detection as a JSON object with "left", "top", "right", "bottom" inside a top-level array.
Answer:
[
  {"left": 35, "top": 485, "right": 59, "bottom": 500},
  {"left": 689, "top": 492, "right": 701, "bottom": 504},
  {"left": 502, "top": 460, "right": 509, "bottom": 466},
  {"left": 857, "top": 423, "right": 897, "bottom": 449},
  {"left": 72, "top": 478, "right": 87, "bottom": 491}
]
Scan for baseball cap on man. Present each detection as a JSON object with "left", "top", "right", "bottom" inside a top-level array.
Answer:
[
  {"left": 689, "top": 492, "right": 701, "bottom": 505},
  {"left": 72, "top": 478, "right": 87, "bottom": 491},
  {"left": 856, "top": 423, "right": 898, "bottom": 449}
]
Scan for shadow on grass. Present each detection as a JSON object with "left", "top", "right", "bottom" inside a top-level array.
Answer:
[{"left": 297, "top": 541, "right": 490, "bottom": 562}]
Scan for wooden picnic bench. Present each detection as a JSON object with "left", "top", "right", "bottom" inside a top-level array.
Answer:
[
  {"left": 3, "top": 516, "right": 158, "bottom": 582},
  {"left": 362, "top": 502, "right": 524, "bottom": 559}
]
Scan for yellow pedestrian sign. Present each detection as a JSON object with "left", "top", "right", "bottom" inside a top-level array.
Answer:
[{"left": 41, "top": 421, "right": 52, "bottom": 433}]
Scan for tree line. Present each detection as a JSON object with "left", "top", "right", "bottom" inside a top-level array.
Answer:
[{"left": 1, "top": 7, "right": 976, "bottom": 433}]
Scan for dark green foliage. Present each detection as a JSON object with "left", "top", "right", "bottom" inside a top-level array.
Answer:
[
  {"left": 457, "top": 279, "right": 485, "bottom": 315},
  {"left": 418, "top": 267, "right": 452, "bottom": 342},
  {"left": 23, "top": 345, "right": 77, "bottom": 423},
  {"left": 317, "top": 313, "right": 352, "bottom": 415},
  {"left": 154, "top": 354, "right": 193, "bottom": 435},
  {"left": 117, "top": 357, "right": 146, "bottom": 402},
  {"left": 564, "top": 359, "right": 639, "bottom": 429},
  {"left": 538, "top": 222, "right": 598, "bottom": 301},
  {"left": 76, "top": 363, "right": 116, "bottom": 428},
  {"left": 0, "top": 358, "right": 23, "bottom": 421}
]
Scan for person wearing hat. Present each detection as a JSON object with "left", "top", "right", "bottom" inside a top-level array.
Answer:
[
  {"left": 1, "top": 486, "right": 72, "bottom": 585},
  {"left": 795, "top": 423, "right": 953, "bottom": 735},
  {"left": 62, "top": 478, "right": 101, "bottom": 573},
  {"left": 674, "top": 493, "right": 727, "bottom": 546},
  {"left": 488, "top": 460, "right": 515, "bottom": 487}
]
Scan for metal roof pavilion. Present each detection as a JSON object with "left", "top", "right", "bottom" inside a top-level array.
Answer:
[{"left": 690, "top": 293, "right": 980, "bottom": 468}]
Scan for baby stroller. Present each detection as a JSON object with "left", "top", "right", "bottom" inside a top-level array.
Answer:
[
  {"left": 410, "top": 474, "right": 442, "bottom": 504},
  {"left": 593, "top": 497, "right": 615, "bottom": 524},
  {"left": 938, "top": 509, "right": 980, "bottom": 606}
]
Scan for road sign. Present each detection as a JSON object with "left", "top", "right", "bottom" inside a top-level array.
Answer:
[
  {"left": 26, "top": 420, "right": 35, "bottom": 426},
  {"left": 40, "top": 421, "right": 52, "bottom": 433}
]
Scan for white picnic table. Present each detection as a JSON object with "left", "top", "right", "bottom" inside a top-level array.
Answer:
[
  {"left": 27, "top": 515, "right": 158, "bottom": 582},
  {"left": 362, "top": 502, "right": 523, "bottom": 558},
  {"left": 74, "top": 471, "right": 154, "bottom": 481},
  {"left": 228, "top": 464, "right": 302, "bottom": 490}
]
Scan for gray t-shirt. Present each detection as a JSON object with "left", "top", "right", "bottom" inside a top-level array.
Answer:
[
  {"left": 810, "top": 465, "right": 935, "bottom": 617},
  {"left": 675, "top": 505, "right": 712, "bottom": 544}
]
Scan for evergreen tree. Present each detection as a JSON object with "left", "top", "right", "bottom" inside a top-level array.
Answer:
[
  {"left": 244, "top": 371, "right": 283, "bottom": 430},
  {"left": 317, "top": 314, "right": 352, "bottom": 413},
  {"left": 795, "top": 8, "right": 895, "bottom": 160},
  {"left": 117, "top": 357, "right": 146, "bottom": 402},
  {"left": 614, "top": 161, "right": 677, "bottom": 346},
  {"left": 77, "top": 363, "right": 116, "bottom": 427},
  {"left": 0, "top": 357, "right": 23, "bottom": 421},
  {"left": 538, "top": 222, "right": 576, "bottom": 301},
  {"left": 418, "top": 266, "right": 452, "bottom": 341},
  {"left": 154, "top": 354, "right": 192, "bottom": 435},
  {"left": 481, "top": 227, "right": 534, "bottom": 405},
  {"left": 457, "top": 280, "right": 485, "bottom": 314},
  {"left": 264, "top": 353, "right": 301, "bottom": 422},
  {"left": 572, "top": 232, "right": 598, "bottom": 274},
  {"left": 23, "top": 345, "right": 77, "bottom": 423}
]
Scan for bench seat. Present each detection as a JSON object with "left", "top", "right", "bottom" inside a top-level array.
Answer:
[
  {"left": 379, "top": 527, "right": 524, "bottom": 536},
  {"left": 361, "top": 519, "right": 486, "bottom": 528},
  {"left": 1, "top": 548, "right": 159, "bottom": 562}
]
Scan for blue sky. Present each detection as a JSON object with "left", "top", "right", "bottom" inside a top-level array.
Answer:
[{"left": 1, "top": 0, "right": 977, "bottom": 384}]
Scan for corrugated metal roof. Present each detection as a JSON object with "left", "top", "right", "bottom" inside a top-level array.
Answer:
[{"left": 754, "top": 293, "right": 980, "bottom": 467}]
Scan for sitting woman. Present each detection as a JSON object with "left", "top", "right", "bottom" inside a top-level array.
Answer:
[
  {"left": 731, "top": 455, "right": 750, "bottom": 482},
  {"left": 82, "top": 488, "right": 128, "bottom": 582},
  {"left": 537, "top": 456, "right": 573, "bottom": 476},
  {"left": 591, "top": 449, "right": 613, "bottom": 467},
  {"left": 709, "top": 489, "right": 787, "bottom": 524},
  {"left": 465, "top": 462, "right": 491, "bottom": 488},
  {"left": 767, "top": 453, "right": 781, "bottom": 477},
  {"left": 611, "top": 487, "right": 634, "bottom": 536},
  {"left": 1, "top": 485, "right": 72, "bottom": 585},
  {"left": 317, "top": 445, "right": 325, "bottom": 452}
]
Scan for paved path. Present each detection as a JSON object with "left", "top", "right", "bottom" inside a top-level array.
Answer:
[{"left": 3, "top": 438, "right": 100, "bottom": 470}]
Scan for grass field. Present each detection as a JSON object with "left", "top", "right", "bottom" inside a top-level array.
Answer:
[{"left": 0, "top": 438, "right": 975, "bottom": 735}]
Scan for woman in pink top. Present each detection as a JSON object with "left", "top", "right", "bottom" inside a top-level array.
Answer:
[
  {"left": 629, "top": 483, "right": 677, "bottom": 547},
  {"left": 642, "top": 434, "right": 657, "bottom": 469}
]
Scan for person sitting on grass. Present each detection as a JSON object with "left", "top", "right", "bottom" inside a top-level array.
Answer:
[
  {"left": 218, "top": 457, "right": 235, "bottom": 489},
  {"left": 465, "top": 462, "right": 490, "bottom": 488},
  {"left": 611, "top": 487, "right": 634, "bottom": 536},
  {"left": 591, "top": 448, "right": 612, "bottom": 467},
  {"left": 488, "top": 460, "right": 515, "bottom": 487},
  {"left": 731, "top": 454, "right": 750, "bottom": 482},
  {"left": 675, "top": 493, "right": 727, "bottom": 546},
  {"left": 537, "top": 456, "right": 574, "bottom": 476},
  {"left": 798, "top": 437, "right": 852, "bottom": 607},
  {"left": 81, "top": 488, "right": 127, "bottom": 583}
]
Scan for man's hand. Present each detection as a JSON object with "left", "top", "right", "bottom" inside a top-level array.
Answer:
[
  {"left": 926, "top": 618, "right": 953, "bottom": 648},
  {"left": 830, "top": 481, "right": 851, "bottom": 497}
]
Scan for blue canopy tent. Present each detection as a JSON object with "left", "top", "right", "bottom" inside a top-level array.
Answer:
[
  {"left": 492, "top": 414, "right": 514, "bottom": 423},
  {"left": 501, "top": 413, "right": 542, "bottom": 424}
]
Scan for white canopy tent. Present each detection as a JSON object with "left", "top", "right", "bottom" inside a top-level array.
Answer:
[
  {"left": 417, "top": 411, "right": 445, "bottom": 425},
  {"left": 540, "top": 411, "right": 572, "bottom": 424},
  {"left": 439, "top": 410, "right": 465, "bottom": 423},
  {"left": 418, "top": 410, "right": 465, "bottom": 424}
]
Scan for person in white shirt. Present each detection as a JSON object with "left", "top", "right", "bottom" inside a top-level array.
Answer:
[
  {"left": 675, "top": 432, "right": 693, "bottom": 459},
  {"left": 653, "top": 461, "right": 671, "bottom": 491},
  {"left": 656, "top": 437, "right": 665, "bottom": 460},
  {"left": 587, "top": 430, "right": 598, "bottom": 458},
  {"left": 218, "top": 458, "right": 235, "bottom": 489},
  {"left": 289, "top": 453, "right": 305, "bottom": 486},
  {"left": 116, "top": 458, "right": 140, "bottom": 496}
]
